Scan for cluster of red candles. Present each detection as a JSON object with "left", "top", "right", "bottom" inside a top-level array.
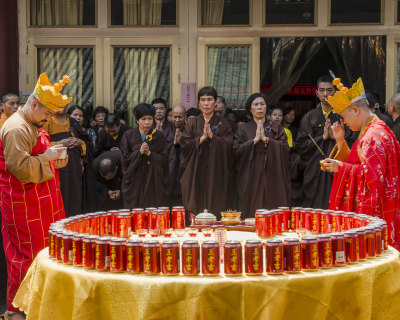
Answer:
[{"left": 47, "top": 207, "right": 388, "bottom": 276}]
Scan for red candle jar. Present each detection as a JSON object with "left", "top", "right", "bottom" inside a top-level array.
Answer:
[
  {"left": 143, "top": 240, "right": 161, "bottom": 275},
  {"left": 341, "top": 212, "right": 352, "bottom": 231},
  {"left": 202, "top": 240, "right": 220, "bottom": 276},
  {"left": 107, "top": 210, "right": 119, "bottom": 236},
  {"left": 365, "top": 226, "right": 376, "bottom": 258},
  {"left": 158, "top": 207, "right": 171, "bottom": 229},
  {"left": 72, "top": 233, "right": 85, "bottom": 267},
  {"left": 380, "top": 222, "right": 388, "bottom": 251},
  {"left": 291, "top": 207, "right": 301, "bottom": 230},
  {"left": 161, "top": 240, "right": 180, "bottom": 275},
  {"left": 331, "top": 233, "right": 346, "bottom": 266},
  {"left": 255, "top": 209, "right": 265, "bottom": 235},
  {"left": 245, "top": 240, "right": 263, "bottom": 275},
  {"left": 149, "top": 210, "right": 167, "bottom": 235},
  {"left": 82, "top": 235, "right": 98, "bottom": 269},
  {"left": 224, "top": 241, "right": 243, "bottom": 276},
  {"left": 62, "top": 231, "right": 74, "bottom": 265},
  {"left": 89, "top": 213, "right": 99, "bottom": 235},
  {"left": 256, "top": 211, "right": 273, "bottom": 238},
  {"left": 98, "top": 212, "right": 108, "bottom": 236},
  {"left": 172, "top": 206, "right": 186, "bottom": 229},
  {"left": 95, "top": 236, "right": 111, "bottom": 271},
  {"left": 330, "top": 212, "right": 341, "bottom": 233},
  {"left": 355, "top": 228, "right": 366, "bottom": 260},
  {"left": 374, "top": 225, "right": 383, "bottom": 256},
  {"left": 320, "top": 212, "right": 330, "bottom": 234},
  {"left": 274, "top": 210, "right": 283, "bottom": 234},
  {"left": 110, "top": 238, "right": 126, "bottom": 272},
  {"left": 56, "top": 230, "right": 64, "bottom": 262},
  {"left": 266, "top": 239, "right": 284, "bottom": 275},
  {"left": 48, "top": 228, "right": 57, "bottom": 260},
  {"left": 126, "top": 239, "right": 143, "bottom": 273},
  {"left": 116, "top": 213, "right": 132, "bottom": 238},
  {"left": 301, "top": 208, "right": 312, "bottom": 230},
  {"left": 182, "top": 240, "right": 200, "bottom": 275},
  {"left": 301, "top": 236, "right": 319, "bottom": 271},
  {"left": 344, "top": 231, "right": 358, "bottom": 263},
  {"left": 131, "top": 208, "right": 146, "bottom": 232},
  {"left": 310, "top": 209, "right": 321, "bottom": 234},
  {"left": 317, "top": 234, "right": 333, "bottom": 268},
  {"left": 278, "top": 207, "right": 291, "bottom": 231},
  {"left": 283, "top": 238, "right": 301, "bottom": 273}
]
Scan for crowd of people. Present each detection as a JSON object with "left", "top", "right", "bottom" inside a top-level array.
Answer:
[{"left": 1, "top": 72, "right": 400, "bottom": 319}]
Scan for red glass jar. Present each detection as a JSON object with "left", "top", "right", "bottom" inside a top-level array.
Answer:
[
  {"left": 301, "top": 236, "right": 319, "bottom": 271},
  {"left": 107, "top": 210, "right": 119, "bottom": 236},
  {"left": 95, "top": 236, "right": 111, "bottom": 271},
  {"left": 331, "top": 233, "right": 346, "bottom": 266},
  {"left": 110, "top": 238, "right": 126, "bottom": 272},
  {"left": 274, "top": 210, "right": 283, "bottom": 235},
  {"left": 145, "top": 207, "right": 157, "bottom": 229},
  {"left": 320, "top": 212, "right": 330, "bottom": 234},
  {"left": 82, "top": 235, "right": 98, "bottom": 269},
  {"left": 72, "top": 233, "right": 85, "bottom": 267},
  {"left": 202, "top": 240, "right": 220, "bottom": 276},
  {"left": 224, "top": 241, "right": 242, "bottom": 276},
  {"left": 344, "top": 231, "right": 358, "bottom": 263},
  {"left": 301, "top": 208, "right": 312, "bottom": 230},
  {"left": 330, "top": 212, "right": 341, "bottom": 233},
  {"left": 88, "top": 213, "right": 98, "bottom": 235},
  {"left": 266, "top": 239, "right": 283, "bottom": 275},
  {"left": 143, "top": 240, "right": 161, "bottom": 275},
  {"left": 355, "top": 228, "right": 366, "bottom": 261},
  {"left": 283, "top": 238, "right": 301, "bottom": 273},
  {"left": 149, "top": 210, "right": 168, "bottom": 235},
  {"left": 365, "top": 226, "right": 376, "bottom": 258},
  {"left": 374, "top": 225, "right": 383, "bottom": 256},
  {"left": 256, "top": 211, "right": 273, "bottom": 238},
  {"left": 158, "top": 207, "right": 171, "bottom": 229},
  {"left": 317, "top": 234, "right": 333, "bottom": 268},
  {"left": 116, "top": 213, "right": 132, "bottom": 238},
  {"left": 48, "top": 228, "right": 57, "bottom": 260},
  {"left": 126, "top": 239, "right": 143, "bottom": 273},
  {"left": 278, "top": 207, "right": 291, "bottom": 231},
  {"left": 245, "top": 240, "right": 263, "bottom": 275},
  {"left": 172, "top": 206, "right": 185, "bottom": 229},
  {"left": 131, "top": 208, "right": 146, "bottom": 232},
  {"left": 56, "top": 230, "right": 64, "bottom": 262},
  {"left": 182, "top": 240, "right": 200, "bottom": 275},
  {"left": 310, "top": 209, "right": 321, "bottom": 234},
  {"left": 98, "top": 212, "right": 108, "bottom": 236},
  {"left": 161, "top": 240, "right": 180, "bottom": 275},
  {"left": 380, "top": 222, "right": 388, "bottom": 251},
  {"left": 255, "top": 209, "right": 265, "bottom": 235},
  {"left": 61, "top": 231, "right": 74, "bottom": 265},
  {"left": 291, "top": 207, "right": 301, "bottom": 230}
]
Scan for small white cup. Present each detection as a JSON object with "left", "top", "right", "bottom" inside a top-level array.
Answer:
[{"left": 58, "top": 147, "right": 67, "bottom": 159}]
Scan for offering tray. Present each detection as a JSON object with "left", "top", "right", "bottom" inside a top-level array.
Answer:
[{"left": 189, "top": 221, "right": 255, "bottom": 232}]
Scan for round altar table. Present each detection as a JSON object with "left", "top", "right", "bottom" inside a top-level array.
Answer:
[{"left": 13, "top": 232, "right": 400, "bottom": 320}]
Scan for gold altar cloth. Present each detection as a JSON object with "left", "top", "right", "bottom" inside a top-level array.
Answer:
[{"left": 13, "top": 247, "right": 400, "bottom": 320}]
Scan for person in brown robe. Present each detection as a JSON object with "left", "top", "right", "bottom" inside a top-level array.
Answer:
[
  {"left": 234, "top": 93, "right": 290, "bottom": 218},
  {"left": 120, "top": 103, "right": 169, "bottom": 209},
  {"left": 180, "top": 86, "right": 234, "bottom": 219},
  {"left": 295, "top": 75, "right": 356, "bottom": 209}
]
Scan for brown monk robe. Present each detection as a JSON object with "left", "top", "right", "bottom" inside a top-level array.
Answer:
[
  {"left": 120, "top": 103, "right": 169, "bottom": 209},
  {"left": 234, "top": 93, "right": 290, "bottom": 218},
  {"left": 180, "top": 86, "right": 234, "bottom": 219}
]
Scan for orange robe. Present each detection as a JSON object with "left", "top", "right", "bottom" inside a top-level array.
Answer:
[
  {"left": 329, "top": 115, "right": 400, "bottom": 249},
  {"left": 0, "top": 109, "right": 64, "bottom": 311},
  {"left": 0, "top": 113, "right": 9, "bottom": 128}
]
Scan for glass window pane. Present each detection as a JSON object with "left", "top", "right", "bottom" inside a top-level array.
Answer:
[
  {"left": 30, "top": 0, "right": 95, "bottom": 26},
  {"left": 110, "top": 0, "right": 176, "bottom": 26},
  {"left": 114, "top": 47, "right": 170, "bottom": 126},
  {"left": 208, "top": 46, "right": 249, "bottom": 109},
  {"left": 331, "top": 0, "right": 381, "bottom": 24},
  {"left": 38, "top": 47, "right": 94, "bottom": 109},
  {"left": 201, "top": 0, "right": 249, "bottom": 26},
  {"left": 265, "top": 0, "right": 314, "bottom": 25}
]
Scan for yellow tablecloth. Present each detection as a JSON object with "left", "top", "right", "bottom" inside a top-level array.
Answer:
[{"left": 13, "top": 245, "right": 400, "bottom": 320}]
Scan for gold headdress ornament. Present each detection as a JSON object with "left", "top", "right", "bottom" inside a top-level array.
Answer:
[
  {"left": 33, "top": 71, "right": 74, "bottom": 111},
  {"left": 327, "top": 70, "right": 366, "bottom": 114}
]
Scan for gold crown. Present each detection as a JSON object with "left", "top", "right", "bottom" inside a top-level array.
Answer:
[
  {"left": 327, "top": 77, "right": 366, "bottom": 114},
  {"left": 33, "top": 73, "right": 72, "bottom": 111}
]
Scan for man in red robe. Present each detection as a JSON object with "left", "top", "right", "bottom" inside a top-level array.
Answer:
[
  {"left": 0, "top": 73, "right": 69, "bottom": 319},
  {"left": 323, "top": 77, "right": 400, "bottom": 250}
]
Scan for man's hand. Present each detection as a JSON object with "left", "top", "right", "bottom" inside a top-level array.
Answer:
[
  {"left": 259, "top": 121, "right": 269, "bottom": 145},
  {"left": 108, "top": 190, "right": 121, "bottom": 200},
  {"left": 174, "top": 128, "right": 181, "bottom": 145},
  {"left": 254, "top": 120, "right": 262, "bottom": 144},
  {"left": 54, "top": 156, "right": 69, "bottom": 169},
  {"left": 108, "top": 190, "right": 115, "bottom": 199},
  {"left": 323, "top": 118, "right": 331, "bottom": 141},
  {"left": 206, "top": 122, "right": 213, "bottom": 140},
  {"left": 58, "top": 138, "right": 72, "bottom": 148},
  {"left": 110, "top": 147, "right": 119, "bottom": 151},
  {"left": 140, "top": 142, "right": 150, "bottom": 156},
  {"left": 69, "top": 137, "right": 82, "bottom": 149},
  {"left": 44, "top": 145, "right": 65, "bottom": 161},
  {"left": 331, "top": 119, "right": 345, "bottom": 147},
  {"left": 323, "top": 158, "right": 340, "bottom": 173},
  {"left": 200, "top": 122, "right": 209, "bottom": 144}
]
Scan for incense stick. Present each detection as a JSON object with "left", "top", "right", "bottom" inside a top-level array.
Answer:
[{"left": 308, "top": 134, "right": 327, "bottom": 158}]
